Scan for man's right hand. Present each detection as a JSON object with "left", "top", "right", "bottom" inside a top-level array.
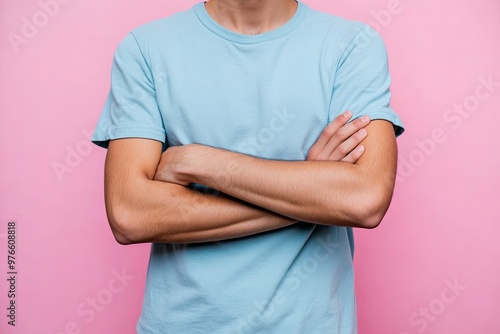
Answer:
[{"left": 307, "top": 111, "right": 370, "bottom": 163}]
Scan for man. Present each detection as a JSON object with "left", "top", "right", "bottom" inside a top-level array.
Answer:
[{"left": 92, "top": 0, "right": 404, "bottom": 332}]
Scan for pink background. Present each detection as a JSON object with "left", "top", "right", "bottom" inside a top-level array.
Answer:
[{"left": 1, "top": 0, "right": 499, "bottom": 333}]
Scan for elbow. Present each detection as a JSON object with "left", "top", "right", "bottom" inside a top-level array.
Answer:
[
  {"left": 105, "top": 203, "right": 141, "bottom": 245},
  {"left": 109, "top": 217, "right": 137, "bottom": 245},
  {"left": 357, "top": 208, "right": 386, "bottom": 229},
  {"left": 111, "top": 227, "right": 135, "bottom": 246},
  {"left": 330, "top": 185, "right": 393, "bottom": 229},
  {"left": 355, "top": 187, "right": 394, "bottom": 229}
]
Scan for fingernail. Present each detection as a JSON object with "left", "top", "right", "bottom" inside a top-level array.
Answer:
[
  {"left": 359, "top": 129, "right": 367, "bottom": 136},
  {"left": 343, "top": 110, "right": 352, "bottom": 118},
  {"left": 361, "top": 115, "right": 370, "bottom": 123}
]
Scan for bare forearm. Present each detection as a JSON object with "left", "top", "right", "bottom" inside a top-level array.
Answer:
[
  {"left": 161, "top": 121, "right": 397, "bottom": 228},
  {"left": 104, "top": 138, "right": 295, "bottom": 245},
  {"left": 185, "top": 149, "right": 370, "bottom": 227},
  {"left": 106, "top": 178, "right": 295, "bottom": 244}
]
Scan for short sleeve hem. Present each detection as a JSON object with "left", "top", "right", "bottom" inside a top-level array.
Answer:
[
  {"left": 356, "top": 109, "right": 405, "bottom": 137},
  {"left": 92, "top": 125, "right": 166, "bottom": 149}
]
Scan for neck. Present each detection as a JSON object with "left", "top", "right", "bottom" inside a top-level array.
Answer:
[{"left": 205, "top": 0, "right": 298, "bottom": 35}]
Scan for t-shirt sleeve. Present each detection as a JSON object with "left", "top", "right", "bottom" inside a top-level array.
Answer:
[
  {"left": 330, "top": 24, "right": 404, "bottom": 136},
  {"left": 92, "top": 32, "right": 166, "bottom": 149}
]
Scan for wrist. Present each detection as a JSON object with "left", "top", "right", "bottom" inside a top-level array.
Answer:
[
  {"left": 189, "top": 146, "right": 245, "bottom": 189},
  {"left": 182, "top": 144, "right": 219, "bottom": 184}
]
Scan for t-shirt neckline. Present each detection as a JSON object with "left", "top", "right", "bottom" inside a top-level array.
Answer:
[{"left": 193, "top": 1, "right": 308, "bottom": 44}]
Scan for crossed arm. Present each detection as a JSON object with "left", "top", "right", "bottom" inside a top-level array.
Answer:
[{"left": 104, "top": 112, "right": 397, "bottom": 244}]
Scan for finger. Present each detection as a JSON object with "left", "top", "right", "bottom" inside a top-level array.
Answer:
[
  {"left": 308, "top": 110, "right": 352, "bottom": 159},
  {"left": 340, "top": 145, "right": 365, "bottom": 164},
  {"left": 328, "top": 128, "right": 367, "bottom": 161},
  {"left": 319, "top": 115, "right": 370, "bottom": 159},
  {"left": 317, "top": 110, "right": 352, "bottom": 147}
]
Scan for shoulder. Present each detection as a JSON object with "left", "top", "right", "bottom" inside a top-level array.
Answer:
[
  {"left": 300, "top": 4, "right": 387, "bottom": 65},
  {"left": 131, "top": 7, "right": 196, "bottom": 42},
  {"left": 113, "top": 6, "right": 198, "bottom": 62},
  {"left": 302, "top": 4, "right": 368, "bottom": 41},
  {"left": 112, "top": 6, "right": 198, "bottom": 53}
]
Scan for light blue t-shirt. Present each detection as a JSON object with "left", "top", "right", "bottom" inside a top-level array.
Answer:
[{"left": 92, "top": 2, "right": 404, "bottom": 333}]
